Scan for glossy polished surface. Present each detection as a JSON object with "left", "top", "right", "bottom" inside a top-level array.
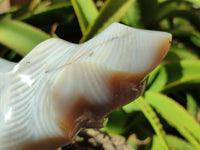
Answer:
[{"left": 0, "top": 23, "right": 172, "bottom": 150}]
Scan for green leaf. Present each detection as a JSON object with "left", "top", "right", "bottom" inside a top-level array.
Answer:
[
  {"left": 80, "top": 0, "right": 136, "bottom": 42},
  {"left": 190, "top": 31, "right": 200, "bottom": 48},
  {"left": 183, "top": 0, "right": 200, "bottom": 7},
  {"left": 168, "top": 10, "right": 200, "bottom": 32},
  {"left": 165, "top": 45, "right": 198, "bottom": 61},
  {"left": 0, "top": 19, "right": 50, "bottom": 56},
  {"left": 122, "top": 100, "right": 141, "bottom": 113},
  {"left": 145, "top": 91, "right": 200, "bottom": 149},
  {"left": 156, "top": 1, "right": 178, "bottom": 22},
  {"left": 152, "top": 135, "right": 195, "bottom": 150},
  {"left": 136, "top": 0, "right": 159, "bottom": 27},
  {"left": 148, "top": 60, "right": 200, "bottom": 92},
  {"left": 71, "top": 0, "right": 98, "bottom": 34},
  {"left": 186, "top": 93, "right": 198, "bottom": 119},
  {"left": 122, "top": 2, "right": 144, "bottom": 28},
  {"left": 123, "top": 0, "right": 159, "bottom": 28},
  {"left": 22, "top": 3, "right": 74, "bottom": 31},
  {"left": 102, "top": 109, "right": 128, "bottom": 135},
  {"left": 170, "top": 27, "right": 200, "bottom": 49},
  {"left": 136, "top": 97, "right": 170, "bottom": 150},
  {"left": 10, "top": 0, "right": 41, "bottom": 20}
]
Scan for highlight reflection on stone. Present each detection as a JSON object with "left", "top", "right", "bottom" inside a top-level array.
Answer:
[{"left": 0, "top": 23, "right": 172, "bottom": 150}]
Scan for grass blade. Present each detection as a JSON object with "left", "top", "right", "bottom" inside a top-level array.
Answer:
[
  {"left": 184, "top": 0, "right": 200, "bottom": 7},
  {"left": 186, "top": 93, "right": 198, "bottom": 119},
  {"left": 71, "top": 0, "right": 98, "bottom": 34},
  {"left": 165, "top": 45, "right": 198, "bottom": 61},
  {"left": 80, "top": 0, "right": 136, "bottom": 42},
  {"left": 0, "top": 19, "right": 50, "bottom": 56},
  {"left": 136, "top": 97, "right": 169, "bottom": 150},
  {"left": 148, "top": 60, "right": 200, "bottom": 92},
  {"left": 152, "top": 134, "right": 194, "bottom": 150},
  {"left": 145, "top": 91, "right": 200, "bottom": 148}
]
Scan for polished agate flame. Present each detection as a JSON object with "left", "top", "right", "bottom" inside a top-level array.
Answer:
[{"left": 0, "top": 23, "right": 172, "bottom": 150}]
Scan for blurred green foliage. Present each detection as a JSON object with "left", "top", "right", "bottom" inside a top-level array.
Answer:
[{"left": 0, "top": 0, "right": 200, "bottom": 149}]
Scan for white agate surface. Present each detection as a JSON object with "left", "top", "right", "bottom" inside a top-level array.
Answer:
[
  {"left": 0, "top": 58, "right": 16, "bottom": 72},
  {"left": 0, "top": 23, "right": 172, "bottom": 150}
]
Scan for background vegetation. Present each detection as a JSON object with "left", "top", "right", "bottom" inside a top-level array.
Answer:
[{"left": 0, "top": 0, "right": 200, "bottom": 149}]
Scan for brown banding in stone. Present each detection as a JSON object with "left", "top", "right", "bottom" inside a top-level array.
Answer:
[
  {"left": 58, "top": 97, "right": 109, "bottom": 141},
  {"left": 20, "top": 70, "right": 148, "bottom": 150},
  {"left": 107, "top": 37, "right": 172, "bottom": 109},
  {"left": 108, "top": 71, "right": 147, "bottom": 109},
  {"left": 146, "top": 37, "right": 172, "bottom": 74},
  {"left": 54, "top": 37, "right": 171, "bottom": 148},
  {"left": 56, "top": 71, "right": 148, "bottom": 145},
  {"left": 58, "top": 71, "right": 148, "bottom": 137}
]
